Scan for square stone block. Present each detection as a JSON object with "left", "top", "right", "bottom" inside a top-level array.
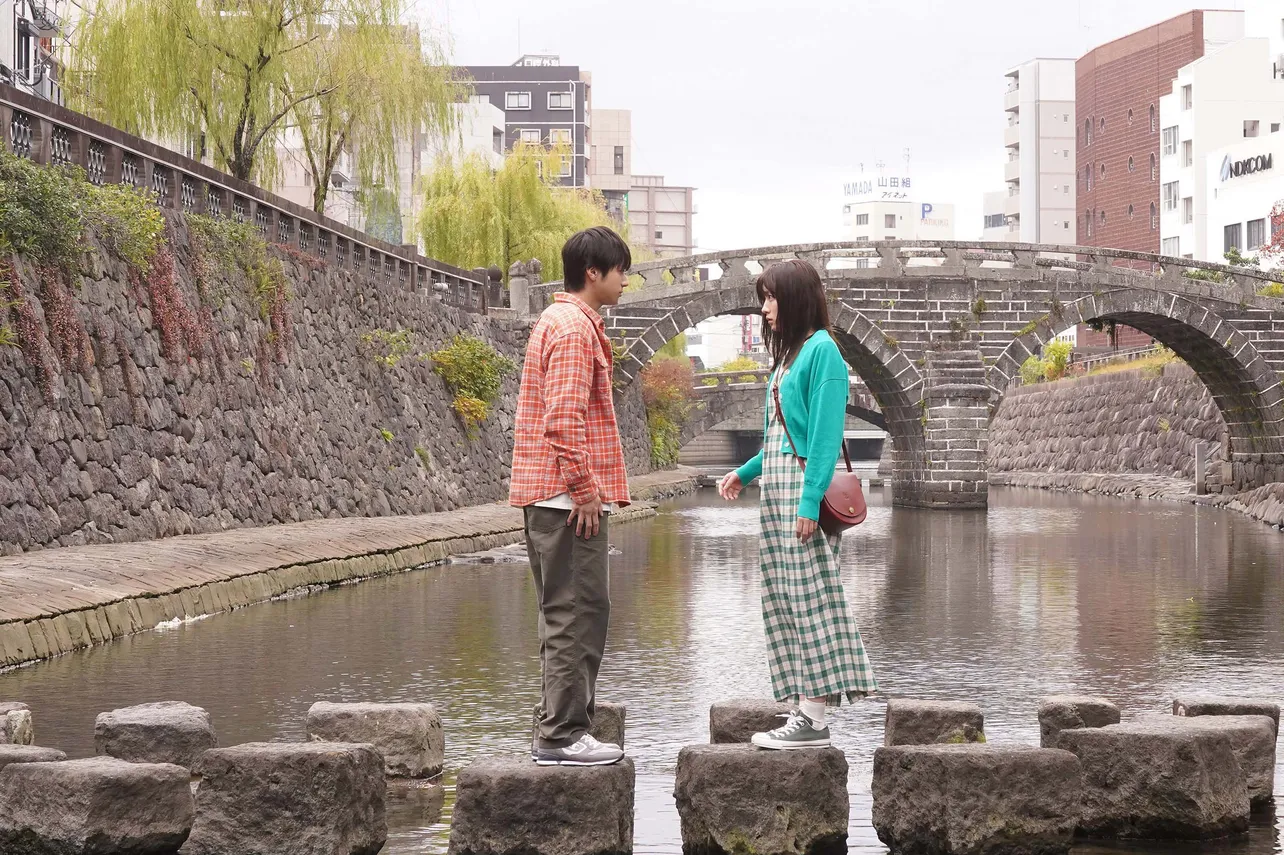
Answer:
[
  {"left": 872, "top": 744, "right": 1082, "bottom": 855},
  {"left": 448, "top": 756, "right": 634, "bottom": 855},
  {"left": 674, "top": 744, "right": 847, "bottom": 855},
  {"left": 531, "top": 701, "right": 626, "bottom": 749},
  {"left": 185, "top": 743, "right": 386, "bottom": 855},
  {"left": 0, "top": 757, "right": 194, "bottom": 854},
  {"left": 0, "top": 745, "right": 67, "bottom": 773},
  {"left": 1169, "top": 715, "right": 1277, "bottom": 809},
  {"left": 708, "top": 699, "right": 793, "bottom": 744},
  {"left": 885, "top": 699, "right": 985, "bottom": 746},
  {"left": 1174, "top": 695, "right": 1280, "bottom": 737},
  {"left": 308, "top": 702, "right": 444, "bottom": 778},
  {"left": 95, "top": 701, "right": 217, "bottom": 768},
  {"left": 1037, "top": 696, "right": 1120, "bottom": 749},
  {"left": 0, "top": 702, "right": 33, "bottom": 745},
  {"left": 1057, "top": 721, "right": 1249, "bottom": 839}
]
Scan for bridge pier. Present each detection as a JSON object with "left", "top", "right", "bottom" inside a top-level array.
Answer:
[{"left": 892, "top": 344, "right": 990, "bottom": 510}]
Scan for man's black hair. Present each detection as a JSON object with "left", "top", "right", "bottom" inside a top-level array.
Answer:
[{"left": 562, "top": 226, "right": 631, "bottom": 292}]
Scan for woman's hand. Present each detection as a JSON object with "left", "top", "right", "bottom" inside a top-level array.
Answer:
[
  {"left": 718, "top": 471, "right": 743, "bottom": 501},
  {"left": 796, "top": 516, "right": 818, "bottom": 542}
]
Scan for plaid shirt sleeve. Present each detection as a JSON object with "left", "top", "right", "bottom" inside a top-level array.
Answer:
[{"left": 542, "top": 328, "right": 598, "bottom": 505}]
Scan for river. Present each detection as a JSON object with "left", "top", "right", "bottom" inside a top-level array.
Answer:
[{"left": 2, "top": 486, "right": 1281, "bottom": 854}]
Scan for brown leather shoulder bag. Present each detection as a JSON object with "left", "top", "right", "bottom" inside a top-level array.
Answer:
[{"left": 772, "top": 384, "right": 868, "bottom": 536}]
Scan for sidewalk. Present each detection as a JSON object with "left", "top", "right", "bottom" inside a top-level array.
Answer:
[{"left": 0, "top": 468, "right": 702, "bottom": 670}]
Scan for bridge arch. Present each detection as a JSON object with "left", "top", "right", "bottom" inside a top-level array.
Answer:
[{"left": 991, "top": 289, "right": 1284, "bottom": 478}]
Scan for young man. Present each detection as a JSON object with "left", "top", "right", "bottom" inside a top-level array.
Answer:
[{"left": 509, "top": 226, "right": 632, "bottom": 766}]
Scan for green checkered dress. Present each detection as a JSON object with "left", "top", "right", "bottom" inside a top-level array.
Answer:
[{"left": 758, "top": 375, "right": 878, "bottom": 706}]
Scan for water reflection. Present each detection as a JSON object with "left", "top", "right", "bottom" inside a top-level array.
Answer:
[{"left": 1, "top": 487, "right": 1280, "bottom": 854}]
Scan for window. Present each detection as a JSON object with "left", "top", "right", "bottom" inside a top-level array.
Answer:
[
  {"left": 15, "top": 30, "right": 30, "bottom": 79},
  {"left": 1100, "top": 162, "right": 1106, "bottom": 180},
  {"left": 1245, "top": 120, "right": 1261, "bottom": 138},
  {"left": 983, "top": 213, "right": 1005, "bottom": 229},
  {"left": 1100, "top": 210, "right": 1107, "bottom": 226},
  {"left": 855, "top": 236, "right": 870, "bottom": 243},
  {"left": 559, "top": 156, "right": 573, "bottom": 178},
  {"left": 1063, "top": 113, "right": 1070, "bottom": 122},
  {"left": 842, "top": 205, "right": 851, "bottom": 214},
  {"left": 1150, "top": 104, "right": 1157, "bottom": 132},
  {"left": 655, "top": 231, "right": 663, "bottom": 240},
  {"left": 613, "top": 146, "right": 624, "bottom": 175},
  {"left": 1183, "top": 197, "right": 1193, "bottom": 225},
  {"left": 1128, "top": 155, "right": 1135, "bottom": 172},
  {"left": 1248, "top": 218, "right": 1267, "bottom": 249},
  {"left": 856, "top": 213, "right": 869, "bottom": 226},
  {"left": 1063, "top": 150, "right": 1069, "bottom": 159},
  {"left": 1128, "top": 108, "right": 1135, "bottom": 124},
  {"left": 1099, "top": 117, "right": 1106, "bottom": 134},
  {"left": 1182, "top": 140, "right": 1193, "bottom": 167},
  {"left": 520, "top": 129, "right": 541, "bottom": 144},
  {"left": 1150, "top": 153, "right": 1157, "bottom": 181},
  {"left": 505, "top": 91, "right": 532, "bottom": 110},
  {"left": 1063, "top": 184, "right": 1070, "bottom": 194},
  {"left": 548, "top": 91, "right": 573, "bottom": 110},
  {"left": 884, "top": 214, "right": 897, "bottom": 229},
  {"left": 1150, "top": 202, "right": 1158, "bottom": 229},
  {"left": 492, "top": 129, "right": 503, "bottom": 154},
  {"left": 1064, "top": 221, "right": 1071, "bottom": 230},
  {"left": 1162, "top": 181, "right": 1179, "bottom": 211},
  {"left": 1085, "top": 118, "right": 1093, "bottom": 146},
  {"left": 884, "top": 235, "right": 897, "bottom": 240},
  {"left": 1182, "top": 85, "right": 1193, "bottom": 110},
  {"left": 550, "top": 128, "right": 572, "bottom": 146},
  {"left": 1087, "top": 210, "right": 1093, "bottom": 237},
  {"left": 1273, "top": 123, "right": 1281, "bottom": 134},
  {"left": 1086, "top": 164, "right": 1092, "bottom": 191},
  {"left": 1162, "top": 237, "right": 1180, "bottom": 256},
  {"left": 1128, "top": 204, "right": 1135, "bottom": 220},
  {"left": 855, "top": 258, "right": 870, "bottom": 269},
  {"left": 1224, "top": 222, "right": 1243, "bottom": 253},
  {"left": 1162, "top": 126, "right": 1178, "bottom": 156}
]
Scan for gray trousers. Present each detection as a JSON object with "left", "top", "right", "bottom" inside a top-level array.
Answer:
[{"left": 524, "top": 506, "right": 611, "bottom": 750}]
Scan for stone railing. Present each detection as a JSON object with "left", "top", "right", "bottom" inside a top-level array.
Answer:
[
  {"left": 526, "top": 240, "right": 1284, "bottom": 314},
  {"left": 0, "top": 84, "right": 505, "bottom": 313},
  {"left": 693, "top": 369, "right": 771, "bottom": 387}
]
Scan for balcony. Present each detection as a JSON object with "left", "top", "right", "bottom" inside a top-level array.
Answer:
[
  {"left": 1004, "top": 87, "right": 1020, "bottom": 112},
  {"left": 1004, "top": 123, "right": 1021, "bottom": 148},
  {"left": 1004, "top": 191, "right": 1022, "bottom": 218},
  {"left": 1004, "top": 159, "right": 1021, "bottom": 183}
]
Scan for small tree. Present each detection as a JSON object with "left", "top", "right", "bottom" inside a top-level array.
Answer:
[
  {"left": 1042, "top": 340, "right": 1072, "bottom": 382},
  {"left": 640, "top": 357, "right": 697, "bottom": 468}
]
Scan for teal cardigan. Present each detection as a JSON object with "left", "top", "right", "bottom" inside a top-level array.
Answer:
[{"left": 734, "top": 330, "right": 849, "bottom": 521}]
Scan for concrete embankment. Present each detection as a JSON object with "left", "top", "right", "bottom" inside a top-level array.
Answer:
[{"left": 0, "top": 468, "right": 700, "bottom": 671}]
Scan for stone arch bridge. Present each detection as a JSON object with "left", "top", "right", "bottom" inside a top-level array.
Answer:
[{"left": 522, "top": 242, "right": 1284, "bottom": 509}]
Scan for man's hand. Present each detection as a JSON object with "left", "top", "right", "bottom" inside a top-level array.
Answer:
[
  {"left": 568, "top": 497, "right": 604, "bottom": 538},
  {"left": 718, "top": 471, "right": 743, "bottom": 501},
  {"left": 796, "top": 516, "right": 818, "bottom": 542}
]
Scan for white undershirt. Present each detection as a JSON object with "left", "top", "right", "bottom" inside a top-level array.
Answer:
[{"left": 533, "top": 493, "right": 617, "bottom": 513}]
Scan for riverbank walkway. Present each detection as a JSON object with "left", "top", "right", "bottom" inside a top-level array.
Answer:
[{"left": 0, "top": 468, "right": 703, "bottom": 670}]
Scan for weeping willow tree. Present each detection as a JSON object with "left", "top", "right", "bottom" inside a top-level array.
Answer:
[
  {"left": 65, "top": 0, "right": 460, "bottom": 196},
  {"left": 416, "top": 144, "right": 625, "bottom": 282}
]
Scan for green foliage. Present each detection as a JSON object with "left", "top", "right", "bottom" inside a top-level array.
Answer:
[
  {"left": 416, "top": 145, "right": 636, "bottom": 281},
  {"left": 360, "top": 327, "right": 414, "bottom": 367},
  {"left": 710, "top": 355, "right": 764, "bottom": 384},
  {"left": 428, "top": 334, "right": 517, "bottom": 435},
  {"left": 1019, "top": 354, "right": 1045, "bottom": 386},
  {"left": 377, "top": 427, "right": 394, "bottom": 442},
  {"left": 1020, "top": 339, "right": 1073, "bottom": 385},
  {"left": 414, "top": 446, "right": 434, "bottom": 471},
  {"left": 358, "top": 186, "right": 404, "bottom": 245},
  {"left": 883, "top": 332, "right": 899, "bottom": 350},
  {"left": 654, "top": 333, "right": 687, "bottom": 361},
  {"left": 972, "top": 298, "right": 987, "bottom": 319},
  {"left": 641, "top": 357, "right": 697, "bottom": 468},
  {"left": 1257, "top": 282, "right": 1284, "bottom": 298},
  {"left": 86, "top": 184, "right": 165, "bottom": 272},
  {"left": 0, "top": 265, "right": 18, "bottom": 349}
]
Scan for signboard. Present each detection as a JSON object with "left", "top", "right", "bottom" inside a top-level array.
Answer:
[
  {"left": 844, "top": 175, "right": 912, "bottom": 198},
  {"left": 1220, "top": 153, "right": 1273, "bottom": 182}
]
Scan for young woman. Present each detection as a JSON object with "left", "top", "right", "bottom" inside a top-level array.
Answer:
[{"left": 717, "top": 259, "right": 877, "bottom": 749}]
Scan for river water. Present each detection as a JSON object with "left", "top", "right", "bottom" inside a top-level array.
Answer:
[{"left": 2, "top": 486, "right": 1282, "bottom": 854}]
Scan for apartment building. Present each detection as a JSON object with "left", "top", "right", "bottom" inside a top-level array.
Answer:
[
  {"left": 464, "top": 55, "right": 591, "bottom": 188},
  {"left": 630, "top": 175, "right": 696, "bottom": 258},
  {"left": 1204, "top": 129, "right": 1284, "bottom": 264},
  {"left": 1002, "top": 58, "right": 1078, "bottom": 243},
  {"left": 1159, "top": 36, "right": 1284, "bottom": 261},
  {"left": 588, "top": 108, "right": 631, "bottom": 222},
  {"left": 1, "top": 0, "right": 65, "bottom": 103}
]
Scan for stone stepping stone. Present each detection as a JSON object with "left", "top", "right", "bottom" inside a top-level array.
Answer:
[
  {"left": 708, "top": 699, "right": 792, "bottom": 744},
  {"left": 530, "top": 701, "right": 626, "bottom": 750},
  {"left": 885, "top": 699, "right": 985, "bottom": 746},
  {"left": 95, "top": 701, "right": 218, "bottom": 768},
  {"left": 1174, "top": 695, "right": 1280, "bottom": 736},
  {"left": 448, "top": 756, "right": 634, "bottom": 855},
  {"left": 1038, "top": 695, "right": 1120, "bottom": 748},
  {"left": 0, "top": 756, "right": 194, "bottom": 854},
  {"left": 0, "top": 744, "right": 67, "bottom": 773},
  {"left": 1168, "top": 714, "right": 1277, "bottom": 809},
  {"left": 872, "top": 744, "right": 1081, "bottom": 855},
  {"left": 185, "top": 742, "right": 386, "bottom": 855},
  {"left": 308, "top": 701, "right": 444, "bottom": 779},
  {"left": 674, "top": 744, "right": 847, "bottom": 855},
  {"left": 0, "top": 702, "right": 33, "bottom": 745},
  {"left": 1058, "top": 720, "right": 1250, "bottom": 839}
]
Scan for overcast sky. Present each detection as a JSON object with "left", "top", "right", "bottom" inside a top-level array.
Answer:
[{"left": 416, "top": 0, "right": 1276, "bottom": 253}]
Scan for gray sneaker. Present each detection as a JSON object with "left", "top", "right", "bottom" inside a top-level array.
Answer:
[
  {"left": 535, "top": 734, "right": 624, "bottom": 766},
  {"left": 751, "top": 710, "right": 831, "bottom": 749}
]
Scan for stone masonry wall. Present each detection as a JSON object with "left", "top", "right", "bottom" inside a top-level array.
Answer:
[
  {"left": 0, "top": 215, "right": 540, "bottom": 555},
  {"left": 989, "top": 363, "right": 1225, "bottom": 481}
]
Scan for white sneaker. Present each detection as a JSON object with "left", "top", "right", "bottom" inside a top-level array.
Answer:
[{"left": 534, "top": 733, "right": 624, "bottom": 766}]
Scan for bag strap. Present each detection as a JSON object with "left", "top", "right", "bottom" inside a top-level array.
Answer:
[{"left": 772, "top": 380, "right": 853, "bottom": 474}]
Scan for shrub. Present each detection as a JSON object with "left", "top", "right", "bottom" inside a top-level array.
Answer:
[
  {"left": 1042, "top": 340, "right": 1072, "bottom": 382},
  {"left": 360, "top": 328, "right": 414, "bottom": 367},
  {"left": 1019, "top": 354, "right": 1045, "bottom": 386},
  {"left": 429, "top": 334, "right": 517, "bottom": 436},
  {"left": 641, "top": 357, "right": 697, "bottom": 468}
]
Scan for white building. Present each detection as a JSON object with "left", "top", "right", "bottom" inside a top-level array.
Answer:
[
  {"left": 588, "top": 108, "right": 631, "bottom": 222},
  {"left": 1159, "top": 36, "right": 1284, "bottom": 262},
  {"left": 1001, "top": 58, "right": 1077, "bottom": 243},
  {"left": 982, "top": 191, "right": 1009, "bottom": 241},
  {"left": 2, "top": 0, "right": 66, "bottom": 103},
  {"left": 685, "top": 316, "right": 751, "bottom": 371},
  {"left": 842, "top": 168, "right": 956, "bottom": 243},
  {"left": 1205, "top": 129, "right": 1284, "bottom": 264}
]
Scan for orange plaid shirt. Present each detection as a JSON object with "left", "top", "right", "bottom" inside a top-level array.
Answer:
[{"left": 509, "top": 292, "right": 631, "bottom": 508}]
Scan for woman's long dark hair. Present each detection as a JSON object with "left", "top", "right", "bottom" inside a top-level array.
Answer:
[{"left": 757, "top": 259, "right": 833, "bottom": 368}]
